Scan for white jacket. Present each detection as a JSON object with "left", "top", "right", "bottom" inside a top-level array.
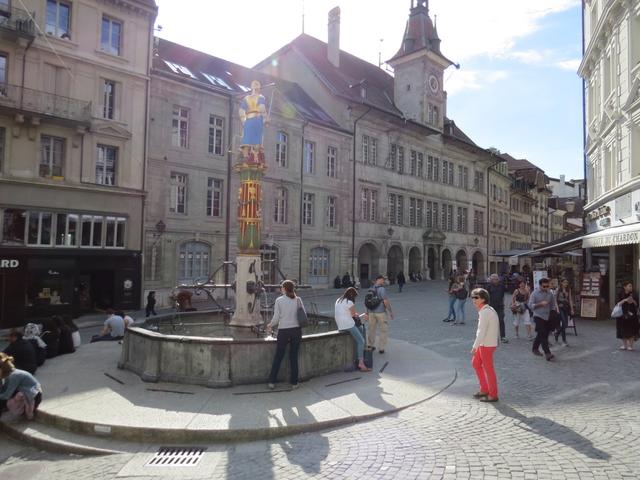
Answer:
[{"left": 473, "top": 304, "right": 499, "bottom": 349}]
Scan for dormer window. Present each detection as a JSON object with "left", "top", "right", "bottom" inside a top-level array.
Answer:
[
  {"left": 202, "top": 73, "right": 232, "bottom": 90},
  {"left": 164, "top": 61, "right": 196, "bottom": 79}
]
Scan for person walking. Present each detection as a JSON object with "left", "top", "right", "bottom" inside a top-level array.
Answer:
[
  {"left": 554, "top": 278, "right": 574, "bottom": 347},
  {"left": 487, "top": 273, "right": 508, "bottom": 343},
  {"left": 614, "top": 280, "right": 639, "bottom": 351},
  {"left": 452, "top": 276, "right": 468, "bottom": 325},
  {"left": 266, "top": 280, "right": 304, "bottom": 389},
  {"left": 334, "top": 287, "right": 371, "bottom": 372},
  {"left": 511, "top": 280, "right": 532, "bottom": 339},
  {"left": 365, "top": 275, "right": 393, "bottom": 354},
  {"left": 397, "top": 271, "right": 406, "bottom": 293},
  {"left": 470, "top": 288, "right": 499, "bottom": 403},
  {"left": 443, "top": 276, "right": 457, "bottom": 323},
  {"left": 145, "top": 291, "right": 157, "bottom": 317},
  {"left": 529, "top": 277, "right": 559, "bottom": 361}
]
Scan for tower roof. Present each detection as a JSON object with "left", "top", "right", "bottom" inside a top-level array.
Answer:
[{"left": 389, "top": 0, "right": 453, "bottom": 66}]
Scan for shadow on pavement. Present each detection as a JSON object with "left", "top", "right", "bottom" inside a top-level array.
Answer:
[{"left": 493, "top": 403, "right": 611, "bottom": 460}]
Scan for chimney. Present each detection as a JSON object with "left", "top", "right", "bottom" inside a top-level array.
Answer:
[{"left": 328, "top": 7, "right": 340, "bottom": 68}]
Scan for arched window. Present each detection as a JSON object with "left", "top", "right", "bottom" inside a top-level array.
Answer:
[
  {"left": 274, "top": 187, "right": 288, "bottom": 224},
  {"left": 309, "top": 247, "right": 329, "bottom": 284},
  {"left": 178, "top": 241, "right": 210, "bottom": 283}
]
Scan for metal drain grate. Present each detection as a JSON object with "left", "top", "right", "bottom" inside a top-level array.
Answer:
[{"left": 146, "top": 447, "right": 207, "bottom": 467}]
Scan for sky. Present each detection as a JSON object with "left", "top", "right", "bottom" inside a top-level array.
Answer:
[{"left": 155, "top": 0, "right": 584, "bottom": 180}]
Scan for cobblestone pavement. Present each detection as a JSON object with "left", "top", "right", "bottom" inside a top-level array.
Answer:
[{"left": 2, "top": 281, "right": 639, "bottom": 479}]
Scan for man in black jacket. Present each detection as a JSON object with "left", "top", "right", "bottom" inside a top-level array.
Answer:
[
  {"left": 487, "top": 274, "right": 508, "bottom": 343},
  {"left": 3, "top": 329, "right": 38, "bottom": 374}
]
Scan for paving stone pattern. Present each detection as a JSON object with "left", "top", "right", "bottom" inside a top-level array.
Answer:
[{"left": 1, "top": 281, "right": 639, "bottom": 479}]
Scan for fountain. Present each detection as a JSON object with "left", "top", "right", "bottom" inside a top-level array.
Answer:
[{"left": 119, "top": 81, "right": 355, "bottom": 387}]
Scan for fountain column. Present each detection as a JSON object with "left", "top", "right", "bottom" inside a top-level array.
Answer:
[{"left": 230, "top": 80, "right": 267, "bottom": 327}]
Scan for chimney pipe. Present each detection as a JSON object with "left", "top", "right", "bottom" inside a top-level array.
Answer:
[{"left": 328, "top": 6, "right": 340, "bottom": 68}]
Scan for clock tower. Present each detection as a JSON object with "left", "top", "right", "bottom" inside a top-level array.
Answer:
[{"left": 388, "top": 0, "right": 455, "bottom": 130}]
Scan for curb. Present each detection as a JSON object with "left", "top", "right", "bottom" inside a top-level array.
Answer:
[{"left": 3, "top": 370, "right": 457, "bottom": 454}]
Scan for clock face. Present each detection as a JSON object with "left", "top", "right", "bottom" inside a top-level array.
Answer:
[{"left": 429, "top": 75, "right": 439, "bottom": 93}]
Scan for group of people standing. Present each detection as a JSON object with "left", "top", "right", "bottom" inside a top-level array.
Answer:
[{"left": 266, "top": 275, "right": 394, "bottom": 389}]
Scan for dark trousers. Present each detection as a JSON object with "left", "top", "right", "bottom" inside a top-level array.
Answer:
[
  {"left": 533, "top": 316, "right": 551, "bottom": 354},
  {"left": 493, "top": 305, "right": 506, "bottom": 338},
  {"left": 268, "top": 327, "right": 302, "bottom": 385},
  {"left": 145, "top": 304, "right": 157, "bottom": 317}
]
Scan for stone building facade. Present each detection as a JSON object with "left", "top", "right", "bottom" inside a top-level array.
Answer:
[
  {"left": 0, "top": 0, "right": 156, "bottom": 327},
  {"left": 488, "top": 159, "right": 513, "bottom": 274},
  {"left": 144, "top": 39, "right": 352, "bottom": 305},
  {"left": 579, "top": 0, "right": 640, "bottom": 303},
  {"left": 256, "top": 1, "right": 491, "bottom": 284}
]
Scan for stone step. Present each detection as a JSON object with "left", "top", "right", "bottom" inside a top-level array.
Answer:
[{"left": 0, "top": 416, "right": 142, "bottom": 456}]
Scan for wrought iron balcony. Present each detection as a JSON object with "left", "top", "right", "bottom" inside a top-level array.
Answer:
[
  {"left": 0, "top": 6, "right": 36, "bottom": 40},
  {"left": 0, "top": 83, "right": 92, "bottom": 124}
]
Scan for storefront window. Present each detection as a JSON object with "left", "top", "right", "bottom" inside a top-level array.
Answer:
[
  {"left": 55, "top": 213, "right": 78, "bottom": 247},
  {"left": 1, "top": 209, "right": 26, "bottom": 245},
  {"left": 81, "top": 215, "right": 104, "bottom": 247},
  {"left": 105, "top": 217, "right": 126, "bottom": 248},
  {"left": 92, "top": 217, "right": 103, "bottom": 247},
  {"left": 27, "top": 212, "right": 53, "bottom": 246},
  {"left": 116, "top": 219, "right": 125, "bottom": 247},
  {"left": 27, "top": 259, "right": 74, "bottom": 308}
]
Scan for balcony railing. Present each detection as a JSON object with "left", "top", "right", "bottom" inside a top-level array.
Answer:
[
  {"left": 0, "top": 83, "right": 92, "bottom": 124},
  {"left": 0, "top": 6, "right": 36, "bottom": 38}
]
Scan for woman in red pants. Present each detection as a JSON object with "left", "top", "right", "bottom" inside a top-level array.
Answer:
[{"left": 470, "top": 288, "right": 500, "bottom": 402}]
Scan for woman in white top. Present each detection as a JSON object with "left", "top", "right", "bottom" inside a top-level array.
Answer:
[
  {"left": 470, "top": 288, "right": 500, "bottom": 403},
  {"left": 266, "top": 280, "right": 304, "bottom": 389},
  {"left": 334, "top": 287, "right": 371, "bottom": 372}
]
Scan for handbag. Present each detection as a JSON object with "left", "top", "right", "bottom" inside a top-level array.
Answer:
[
  {"left": 296, "top": 297, "right": 309, "bottom": 327},
  {"left": 352, "top": 315, "right": 362, "bottom": 327},
  {"left": 611, "top": 303, "right": 623, "bottom": 318}
]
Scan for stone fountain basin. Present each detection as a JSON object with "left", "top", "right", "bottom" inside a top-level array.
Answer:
[{"left": 118, "top": 311, "right": 357, "bottom": 388}]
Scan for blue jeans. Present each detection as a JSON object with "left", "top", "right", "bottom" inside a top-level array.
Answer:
[
  {"left": 344, "top": 325, "right": 365, "bottom": 361},
  {"left": 455, "top": 299, "right": 467, "bottom": 323},
  {"left": 556, "top": 309, "right": 569, "bottom": 343},
  {"left": 447, "top": 296, "right": 457, "bottom": 320}
]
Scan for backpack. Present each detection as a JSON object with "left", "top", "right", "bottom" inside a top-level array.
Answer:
[
  {"left": 364, "top": 286, "right": 383, "bottom": 310},
  {"left": 456, "top": 287, "right": 468, "bottom": 299}
]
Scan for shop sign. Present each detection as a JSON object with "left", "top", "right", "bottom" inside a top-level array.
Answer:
[
  {"left": 585, "top": 231, "right": 640, "bottom": 248},
  {"left": 123, "top": 279, "right": 133, "bottom": 290},
  {"left": 587, "top": 205, "right": 611, "bottom": 222},
  {"left": 0, "top": 259, "right": 19, "bottom": 268}
]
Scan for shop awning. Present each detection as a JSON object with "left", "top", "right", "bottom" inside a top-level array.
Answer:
[
  {"left": 532, "top": 231, "right": 585, "bottom": 254},
  {"left": 581, "top": 223, "right": 640, "bottom": 249},
  {"left": 493, "top": 249, "right": 534, "bottom": 258}
]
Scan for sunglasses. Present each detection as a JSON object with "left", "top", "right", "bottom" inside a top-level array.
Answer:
[
  {"left": 471, "top": 296, "right": 480, "bottom": 299},
  {"left": 541, "top": 285, "right": 550, "bottom": 288}
]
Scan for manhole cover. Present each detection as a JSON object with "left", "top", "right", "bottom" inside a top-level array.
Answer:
[{"left": 146, "top": 447, "right": 207, "bottom": 467}]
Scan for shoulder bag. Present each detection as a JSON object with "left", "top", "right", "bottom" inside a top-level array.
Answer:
[
  {"left": 296, "top": 297, "right": 309, "bottom": 327},
  {"left": 611, "top": 303, "right": 623, "bottom": 319}
]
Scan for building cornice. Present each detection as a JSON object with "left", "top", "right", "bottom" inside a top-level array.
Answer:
[
  {"left": 579, "top": 0, "right": 632, "bottom": 78},
  {"left": 584, "top": 175, "right": 640, "bottom": 211},
  {"left": 0, "top": 177, "right": 146, "bottom": 197}
]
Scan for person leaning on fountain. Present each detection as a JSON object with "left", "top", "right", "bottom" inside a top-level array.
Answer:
[
  {"left": 266, "top": 280, "right": 304, "bottom": 390},
  {"left": 334, "top": 287, "right": 371, "bottom": 372}
]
